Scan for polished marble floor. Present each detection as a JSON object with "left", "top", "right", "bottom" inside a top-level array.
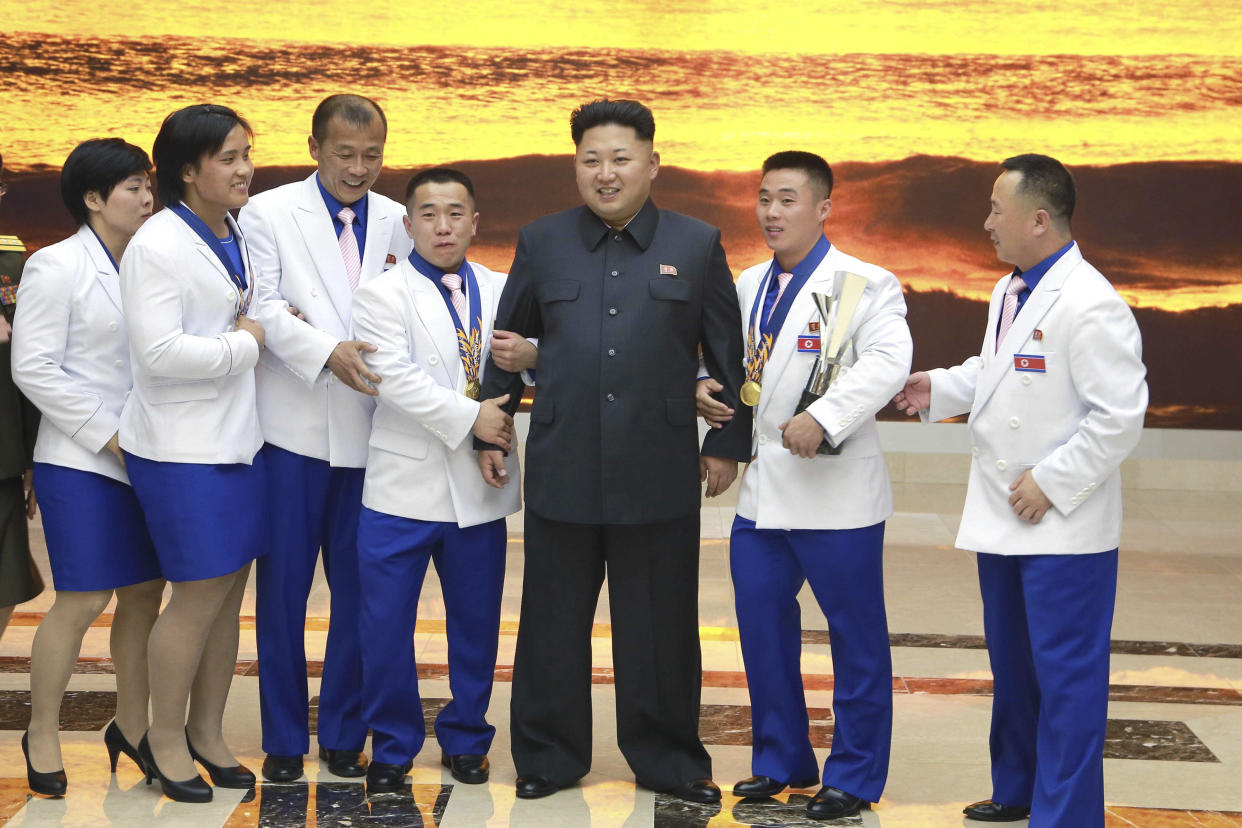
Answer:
[{"left": 2, "top": 478, "right": 1241, "bottom": 827}]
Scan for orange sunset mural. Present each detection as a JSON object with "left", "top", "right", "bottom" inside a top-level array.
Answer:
[{"left": 3, "top": 0, "right": 1240, "bottom": 426}]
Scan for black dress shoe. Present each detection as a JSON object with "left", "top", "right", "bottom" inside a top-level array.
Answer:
[
  {"left": 441, "top": 752, "right": 489, "bottom": 784},
  {"left": 963, "top": 799, "right": 1031, "bottom": 822},
  {"left": 261, "top": 753, "right": 304, "bottom": 782},
  {"left": 22, "top": 732, "right": 67, "bottom": 796},
  {"left": 732, "top": 774, "right": 821, "bottom": 799},
  {"left": 669, "top": 778, "right": 722, "bottom": 804},
  {"left": 104, "top": 721, "right": 145, "bottom": 775},
  {"left": 806, "top": 786, "right": 869, "bottom": 820},
  {"left": 365, "top": 760, "right": 412, "bottom": 794},
  {"left": 138, "top": 735, "right": 212, "bottom": 803},
  {"left": 514, "top": 775, "right": 559, "bottom": 799},
  {"left": 186, "top": 729, "right": 255, "bottom": 788},
  {"left": 319, "top": 746, "right": 368, "bottom": 778}
]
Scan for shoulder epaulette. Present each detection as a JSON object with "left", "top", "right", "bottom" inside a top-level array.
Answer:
[{"left": 0, "top": 235, "right": 26, "bottom": 252}]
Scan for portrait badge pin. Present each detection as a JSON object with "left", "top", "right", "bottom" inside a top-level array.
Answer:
[
  {"left": 1033, "top": 329, "right": 1044, "bottom": 341},
  {"left": 808, "top": 321, "right": 820, "bottom": 333},
  {"left": 386, "top": 254, "right": 397, "bottom": 265},
  {"left": 659, "top": 264, "right": 678, "bottom": 276}
]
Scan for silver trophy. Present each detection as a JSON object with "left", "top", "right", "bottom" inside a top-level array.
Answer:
[{"left": 794, "top": 271, "right": 869, "bottom": 455}]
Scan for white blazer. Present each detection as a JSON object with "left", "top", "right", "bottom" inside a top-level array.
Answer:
[
  {"left": 238, "top": 174, "right": 411, "bottom": 467},
  {"left": 118, "top": 208, "right": 263, "bottom": 464},
  {"left": 12, "top": 226, "right": 132, "bottom": 483},
  {"left": 735, "top": 245, "right": 912, "bottom": 530},
  {"left": 924, "top": 243, "right": 1148, "bottom": 556},
  {"left": 351, "top": 259, "right": 521, "bottom": 528}
]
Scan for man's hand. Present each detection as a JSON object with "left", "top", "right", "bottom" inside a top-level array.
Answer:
[
  {"left": 236, "top": 314, "right": 265, "bottom": 350},
  {"left": 287, "top": 304, "right": 306, "bottom": 321},
  {"left": 471, "top": 394, "right": 513, "bottom": 452},
  {"left": 477, "top": 449, "right": 509, "bottom": 489},
  {"left": 0, "top": 316, "right": 11, "bottom": 344},
  {"left": 893, "top": 371, "right": 931, "bottom": 416},
  {"left": 105, "top": 432, "right": 125, "bottom": 465},
  {"left": 489, "top": 330, "right": 537, "bottom": 373},
  {"left": 1009, "top": 469, "right": 1052, "bottom": 524},
  {"left": 696, "top": 378, "right": 734, "bottom": 429},
  {"left": 327, "top": 340, "right": 381, "bottom": 396},
  {"left": 779, "top": 411, "right": 827, "bottom": 458},
  {"left": 699, "top": 455, "right": 738, "bottom": 498},
  {"left": 22, "top": 469, "right": 36, "bottom": 519}
]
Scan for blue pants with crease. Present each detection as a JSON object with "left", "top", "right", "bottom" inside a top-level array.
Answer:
[
  {"left": 978, "top": 549, "right": 1118, "bottom": 828},
  {"left": 357, "top": 507, "right": 507, "bottom": 765},
  {"left": 255, "top": 443, "right": 366, "bottom": 756},
  {"left": 730, "top": 516, "right": 892, "bottom": 802}
]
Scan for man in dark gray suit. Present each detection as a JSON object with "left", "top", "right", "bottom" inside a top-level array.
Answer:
[{"left": 477, "top": 99, "right": 751, "bottom": 804}]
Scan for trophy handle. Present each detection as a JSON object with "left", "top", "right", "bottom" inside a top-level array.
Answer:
[{"left": 793, "top": 366, "right": 843, "bottom": 457}]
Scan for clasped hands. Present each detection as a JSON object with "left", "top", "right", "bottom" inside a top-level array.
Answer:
[{"left": 695, "top": 377, "right": 827, "bottom": 459}]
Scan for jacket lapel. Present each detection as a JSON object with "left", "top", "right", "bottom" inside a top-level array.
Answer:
[
  {"left": 405, "top": 265, "right": 460, "bottom": 388},
  {"left": 974, "top": 243, "right": 1077, "bottom": 413},
  {"left": 359, "top": 191, "right": 395, "bottom": 288},
  {"left": 756, "top": 253, "right": 835, "bottom": 423},
  {"left": 77, "top": 226, "right": 123, "bottom": 313},
  {"left": 292, "top": 173, "right": 352, "bottom": 331}
]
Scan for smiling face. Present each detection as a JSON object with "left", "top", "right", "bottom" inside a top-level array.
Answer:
[
  {"left": 86, "top": 172, "right": 154, "bottom": 239},
  {"left": 182, "top": 122, "right": 252, "bottom": 217},
  {"left": 756, "top": 167, "right": 831, "bottom": 270},
  {"left": 574, "top": 123, "right": 659, "bottom": 228},
  {"left": 984, "top": 169, "right": 1041, "bottom": 269},
  {"left": 310, "top": 114, "right": 386, "bottom": 206},
  {"left": 404, "top": 180, "right": 478, "bottom": 273}
]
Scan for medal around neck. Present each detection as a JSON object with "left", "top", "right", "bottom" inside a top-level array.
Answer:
[{"left": 794, "top": 271, "right": 869, "bottom": 455}]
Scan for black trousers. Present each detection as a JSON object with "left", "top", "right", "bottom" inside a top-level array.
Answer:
[{"left": 510, "top": 509, "right": 710, "bottom": 789}]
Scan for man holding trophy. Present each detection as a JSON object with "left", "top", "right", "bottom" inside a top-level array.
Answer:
[{"left": 697, "top": 151, "right": 911, "bottom": 820}]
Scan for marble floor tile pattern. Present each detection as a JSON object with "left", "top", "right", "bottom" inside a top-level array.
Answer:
[{"left": 1, "top": 482, "right": 1241, "bottom": 826}]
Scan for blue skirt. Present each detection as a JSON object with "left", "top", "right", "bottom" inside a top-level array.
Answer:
[
  {"left": 34, "top": 463, "right": 162, "bottom": 591},
  {"left": 123, "top": 451, "right": 268, "bottom": 583}
]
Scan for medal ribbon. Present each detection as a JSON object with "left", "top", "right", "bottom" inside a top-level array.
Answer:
[
  {"left": 411, "top": 252, "right": 482, "bottom": 389},
  {"left": 169, "top": 203, "right": 254, "bottom": 313}
]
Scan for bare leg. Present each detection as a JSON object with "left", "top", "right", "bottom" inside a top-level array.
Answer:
[
  {"left": 146, "top": 570, "right": 239, "bottom": 781},
  {"left": 186, "top": 563, "right": 251, "bottom": 767},
  {"left": 26, "top": 590, "right": 114, "bottom": 771},
  {"left": 111, "top": 579, "right": 166, "bottom": 745}
]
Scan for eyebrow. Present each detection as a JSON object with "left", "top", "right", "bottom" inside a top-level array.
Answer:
[{"left": 417, "top": 201, "right": 468, "bottom": 210}]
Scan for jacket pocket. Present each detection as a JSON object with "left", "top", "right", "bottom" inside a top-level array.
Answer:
[
  {"left": 665, "top": 397, "right": 696, "bottom": 425},
  {"left": 536, "top": 280, "right": 581, "bottom": 303},
  {"left": 146, "top": 380, "right": 219, "bottom": 405},
  {"left": 530, "top": 396, "right": 555, "bottom": 424},
  {"left": 649, "top": 278, "right": 692, "bottom": 302},
  {"left": 368, "top": 427, "right": 429, "bottom": 460}
]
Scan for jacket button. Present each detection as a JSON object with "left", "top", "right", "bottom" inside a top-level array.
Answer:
[
  {"left": 428, "top": 355, "right": 439, "bottom": 365},
  {"left": 311, "top": 288, "right": 318, "bottom": 297},
  {"left": 1022, "top": 375, "right": 1032, "bottom": 386},
  {"left": 109, "top": 321, "right": 119, "bottom": 331},
  {"left": 610, "top": 270, "right": 619, "bottom": 277},
  {"left": 613, "top": 235, "right": 622, "bottom": 243},
  {"left": 608, "top": 307, "right": 617, "bottom": 316},
  {"left": 113, "top": 359, "right": 124, "bottom": 368},
  {"left": 607, "top": 348, "right": 616, "bottom": 357},
  {"left": 1009, "top": 417, "right": 1020, "bottom": 429},
  {"left": 758, "top": 434, "right": 768, "bottom": 445},
  {"left": 226, "top": 292, "right": 235, "bottom": 301},
  {"left": 971, "top": 446, "right": 980, "bottom": 457},
  {"left": 606, "top": 393, "right": 615, "bottom": 402},
  {"left": 996, "top": 459, "right": 1008, "bottom": 471}
]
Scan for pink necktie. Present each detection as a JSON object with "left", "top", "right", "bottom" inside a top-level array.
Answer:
[
  {"left": 337, "top": 207, "right": 361, "bottom": 291},
  {"left": 767, "top": 272, "right": 794, "bottom": 323},
  {"left": 995, "top": 274, "right": 1028, "bottom": 353},
  {"left": 441, "top": 273, "right": 468, "bottom": 323}
]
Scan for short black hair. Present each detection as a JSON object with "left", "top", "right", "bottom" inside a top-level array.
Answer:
[
  {"left": 1001, "top": 153, "right": 1076, "bottom": 222},
  {"left": 570, "top": 99, "right": 655, "bottom": 145},
  {"left": 60, "top": 138, "right": 152, "bottom": 227},
  {"left": 762, "top": 150, "right": 834, "bottom": 200},
  {"left": 312, "top": 94, "right": 387, "bottom": 142},
  {"left": 152, "top": 104, "right": 252, "bottom": 206},
  {"left": 404, "top": 167, "right": 475, "bottom": 206}
]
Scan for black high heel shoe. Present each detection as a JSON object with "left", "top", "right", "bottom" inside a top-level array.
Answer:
[
  {"left": 137, "top": 734, "right": 212, "bottom": 803},
  {"left": 104, "top": 720, "right": 145, "bottom": 774},
  {"left": 186, "top": 728, "right": 255, "bottom": 788},
  {"left": 22, "top": 731, "right": 67, "bottom": 796}
]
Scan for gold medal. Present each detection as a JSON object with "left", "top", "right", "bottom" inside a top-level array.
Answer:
[
  {"left": 464, "top": 380, "right": 481, "bottom": 400},
  {"left": 740, "top": 380, "right": 762, "bottom": 407}
]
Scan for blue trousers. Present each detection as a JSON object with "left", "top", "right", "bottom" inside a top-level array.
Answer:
[
  {"left": 730, "top": 516, "right": 892, "bottom": 802},
  {"left": 255, "top": 443, "right": 366, "bottom": 756},
  {"left": 357, "top": 507, "right": 507, "bottom": 765},
  {"left": 978, "top": 550, "right": 1118, "bottom": 828}
]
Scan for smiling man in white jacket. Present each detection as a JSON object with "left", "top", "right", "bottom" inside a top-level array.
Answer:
[{"left": 894, "top": 154, "right": 1148, "bottom": 828}]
